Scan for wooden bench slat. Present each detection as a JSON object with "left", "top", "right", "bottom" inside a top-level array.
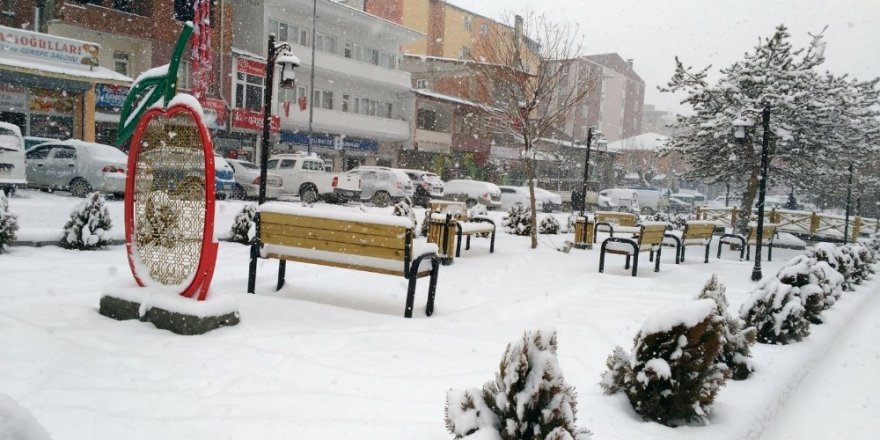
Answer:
[
  {"left": 262, "top": 223, "right": 406, "bottom": 250},
  {"left": 262, "top": 232, "right": 408, "bottom": 261},
  {"left": 265, "top": 253, "right": 432, "bottom": 278},
  {"left": 261, "top": 212, "right": 408, "bottom": 238}
]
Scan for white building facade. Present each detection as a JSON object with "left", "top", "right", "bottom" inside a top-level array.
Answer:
[{"left": 228, "top": 0, "right": 421, "bottom": 170}]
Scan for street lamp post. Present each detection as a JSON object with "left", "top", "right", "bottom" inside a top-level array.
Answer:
[
  {"left": 579, "top": 127, "right": 594, "bottom": 218},
  {"left": 247, "top": 33, "right": 300, "bottom": 294},
  {"left": 844, "top": 162, "right": 854, "bottom": 244},
  {"left": 733, "top": 105, "right": 770, "bottom": 281}
]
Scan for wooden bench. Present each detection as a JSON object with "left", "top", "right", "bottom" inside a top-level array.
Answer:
[
  {"left": 717, "top": 223, "right": 777, "bottom": 261},
  {"left": 662, "top": 221, "right": 716, "bottom": 264},
  {"left": 254, "top": 203, "right": 441, "bottom": 318},
  {"left": 593, "top": 211, "right": 640, "bottom": 242},
  {"left": 429, "top": 200, "right": 496, "bottom": 258},
  {"left": 599, "top": 222, "right": 667, "bottom": 276}
]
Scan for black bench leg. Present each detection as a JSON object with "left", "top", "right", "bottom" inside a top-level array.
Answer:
[
  {"left": 675, "top": 243, "right": 682, "bottom": 264},
  {"left": 277, "top": 260, "right": 286, "bottom": 291},
  {"left": 456, "top": 231, "right": 463, "bottom": 258},
  {"left": 405, "top": 275, "right": 418, "bottom": 319},
  {"left": 704, "top": 242, "right": 711, "bottom": 263},
  {"left": 681, "top": 246, "right": 686, "bottom": 263},
  {"left": 426, "top": 257, "right": 440, "bottom": 316},
  {"left": 649, "top": 250, "right": 654, "bottom": 262},
  {"left": 599, "top": 244, "right": 607, "bottom": 273},
  {"left": 768, "top": 243, "right": 773, "bottom": 262},
  {"left": 466, "top": 235, "right": 471, "bottom": 250},
  {"left": 745, "top": 243, "right": 750, "bottom": 261},
  {"left": 717, "top": 242, "right": 723, "bottom": 259},
  {"left": 625, "top": 254, "right": 631, "bottom": 270},
  {"left": 489, "top": 230, "right": 496, "bottom": 253},
  {"left": 654, "top": 247, "right": 661, "bottom": 272},
  {"left": 247, "top": 240, "right": 260, "bottom": 294},
  {"left": 632, "top": 253, "right": 639, "bottom": 277}
]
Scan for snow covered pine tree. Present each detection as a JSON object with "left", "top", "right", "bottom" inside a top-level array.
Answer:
[
  {"left": 695, "top": 275, "right": 757, "bottom": 380},
  {"left": 600, "top": 300, "right": 729, "bottom": 426},
  {"left": 538, "top": 215, "right": 561, "bottom": 234},
  {"left": 445, "top": 328, "right": 592, "bottom": 440},
  {"left": 0, "top": 191, "right": 19, "bottom": 252},
  {"left": 230, "top": 203, "right": 257, "bottom": 244},
  {"left": 393, "top": 197, "right": 419, "bottom": 236},
  {"left": 503, "top": 204, "right": 532, "bottom": 236},
  {"left": 60, "top": 192, "right": 113, "bottom": 250},
  {"left": 740, "top": 278, "right": 810, "bottom": 345}
]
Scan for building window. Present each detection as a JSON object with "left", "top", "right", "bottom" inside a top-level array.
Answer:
[
  {"left": 480, "top": 23, "right": 489, "bottom": 36},
  {"left": 268, "top": 19, "right": 308, "bottom": 46},
  {"left": 417, "top": 109, "right": 437, "bottom": 130},
  {"left": 316, "top": 33, "right": 336, "bottom": 54},
  {"left": 344, "top": 41, "right": 353, "bottom": 58},
  {"left": 379, "top": 102, "right": 393, "bottom": 119},
  {"left": 112, "top": 0, "right": 134, "bottom": 13},
  {"left": 458, "top": 47, "right": 470, "bottom": 60},
  {"left": 342, "top": 94, "right": 350, "bottom": 112},
  {"left": 313, "top": 89, "right": 333, "bottom": 110},
  {"left": 463, "top": 15, "right": 472, "bottom": 31},
  {"left": 235, "top": 72, "right": 264, "bottom": 111},
  {"left": 113, "top": 51, "right": 130, "bottom": 76},
  {"left": 177, "top": 59, "right": 192, "bottom": 90},
  {"left": 174, "top": 0, "right": 194, "bottom": 22},
  {"left": 415, "top": 79, "right": 428, "bottom": 89}
]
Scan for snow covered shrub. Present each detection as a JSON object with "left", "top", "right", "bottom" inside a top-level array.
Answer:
[
  {"left": 843, "top": 243, "right": 872, "bottom": 284},
  {"left": 445, "top": 329, "right": 592, "bottom": 440},
  {"left": 230, "top": 203, "right": 257, "bottom": 244},
  {"left": 648, "top": 212, "right": 691, "bottom": 231},
  {"left": 60, "top": 192, "right": 113, "bottom": 250},
  {"left": 538, "top": 215, "right": 561, "bottom": 234},
  {"left": 468, "top": 203, "right": 488, "bottom": 219},
  {"left": 808, "top": 243, "right": 855, "bottom": 291},
  {"left": 740, "top": 277, "right": 810, "bottom": 344},
  {"left": 695, "top": 275, "right": 757, "bottom": 380},
  {"left": 393, "top": 197, "right": 418, "bottom": 236},
  {"left": 601, "top": 300, "right": 729, "bottom": 426},
  {"left": 421, "top": 209, "right": 431, "bottom": 237},
  {"left": 503, "top": 204, "right": 532, "bottom": 236},
  {"left": 0, "top": 191, "right": 19, "bottom": 252}
]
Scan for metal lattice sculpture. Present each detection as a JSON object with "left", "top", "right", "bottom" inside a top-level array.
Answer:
[{"left": 118, "top": 23, "right": 218, "bottom": 300}]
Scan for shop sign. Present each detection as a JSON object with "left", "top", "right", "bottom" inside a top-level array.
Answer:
[
  {"left": 236, "top": 57, "right": 266, "bottom": 77},
  {"left": 30, "top": 88, "right": 75, "bottom": 114},
  {"left": 199, "top": 98, "right": 228, "bottom": 130},
  {"left": 95, "top": 84, "right": 129, "bottom": 109},
  {"left": 232, "top": 108, "right": 279, "bottom": 132},
  {"left": 0, "top": 83, "right": 27, "bottom": 112},
  {"left": 0, "top": 24, "right": 100, "bottom": 66},
  {"left": 280, "top": 131, "right": 378, "bottom": 151}
]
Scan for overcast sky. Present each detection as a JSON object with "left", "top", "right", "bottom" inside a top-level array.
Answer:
[{"left": 451, "top": 0, "right": 880, "bottom": 115}]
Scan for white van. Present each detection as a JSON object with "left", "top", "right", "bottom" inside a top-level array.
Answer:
[
  {"left": 598, "top": 188, "right": 641, "bottom": 213},
  {"left": 0, "top": 122, "right": 27, "bottom": 196}
]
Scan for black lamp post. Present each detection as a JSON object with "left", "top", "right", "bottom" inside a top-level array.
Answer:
[
  {"left": 733, "top": 105, "right": 771, "bottom": 281},
  {"left": 247, "top": 33, "right": 300, "bottom": 294},
  {"left": 844, "top": 162, "right": 854, "bottom": 244},
  {"left": 579, "top": 127, "right": 594, "bottom": 218}
]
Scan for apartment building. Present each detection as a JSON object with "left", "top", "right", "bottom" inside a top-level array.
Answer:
[
  {"left": 585, "top": 54, "right": 645, "bottom": 142},
  {"left": 2, "top": 1, "right": 233, "bottom": 144},
  {"left": 229, "top": 0, "right": 420, "bottom": 170}
]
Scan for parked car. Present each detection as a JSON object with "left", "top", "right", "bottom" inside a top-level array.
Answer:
[
  {"left": 226, "top": 158, "right": 283, "bottom": 200},
  {"left": 24, "top": 136, "right": 58, "bottom": 151},
  {"left": 346, "top": 166, "right": 414, "bottom": 207},
  {"left": 630, "top": 187, "right": 667, "bottom": 215},
  {"left": 598, "top": 188, "right": 641, "bottom": 213},
  {"left": 213, "top": 155, "right": 236, "bottom": 199},
  {"left": 569, "top": 181, "right": 615, "bottom": 212},
  {"left": 443, "top": 179, "right": 502, "bottom": 210},
  {"left": 25, "top": 139, "right": 128, "bottom": 197},
  {"left": 499, "top": 186, "right": 563, "bottom": 212},
  {"left": 709, "top": 195, "right": 742, "bottom": 208},
  {"left": 266, "top": 153, "right": 361, "bottom": 203},
  {"left": 667, "top": 196, "right": 694, "bottom": 214},
  {"left": 674, "top": 189, "right": 707, "bottom": 207},
  {"left": 0, "top": 122, "right": 27, "bottom": 196},
  {"left": 400, "top": 168, "right": 444, "bottom": 208}
]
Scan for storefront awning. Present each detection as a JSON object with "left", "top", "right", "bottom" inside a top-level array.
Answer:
[{"left": 0, "top": 55, "right": 132, "bottom": 90}]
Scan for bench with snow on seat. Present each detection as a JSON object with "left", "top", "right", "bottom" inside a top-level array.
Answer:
[
  {"left": 599, "top": 222, "right": 667, "bottom": 276},
  {"left": 717, "top": 223, "right": 777, "bottom": 262},
  {"left": 454, "top": 216, "right": 496, "bottom": 257},
  {"left": 593, "top": 211, "right": 640, "bottom": 242},
  {"left": 662, "top": 221, "right": 716, "bottom": 264},
  {"left": 255, "top": 203, "right": 441, "bottom": 318}
]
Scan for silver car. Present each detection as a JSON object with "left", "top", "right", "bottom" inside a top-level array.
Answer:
[
  {"left": 25, "top": 140, "right": 128, "bottom": 197},
  {"left": 346, "top": 166, "right": 414, "bottom": 207},
  {"left": 226, "top": 158, "right": 284, "bottom": 200}
]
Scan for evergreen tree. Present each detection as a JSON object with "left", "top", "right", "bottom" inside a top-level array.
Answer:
[
  {"left": 504, "top": 205, "right": 532, "bottom": 236},
  {"left": 695, "top": 275, "right": 758, "bottom": 380},
  {"left": 538, "top": 215, "right": 561, "bottom": 234},
  {"left": 0, "top": 191, "right": 19, "bottom": 252},
  {"left": 445, "top": 329, "right": 592, "bottom": 440},
  {"left": 60, "top": 192, "right": 113, "bottom": 250},
  {"left": 775, "top": 255, "right": 833, "bottom": 324},
  {"left": 600, "top": 300, "right": 729, "bottom": 426},
  {"left": 230, "top": 203, "right": 257, "bottom": 244},
  {"left": 740, "top": 278, "right": 810, "bottom": 344},
  {"left": 808, "top": 243, "right": 856, "bottom": 291},
  {"left": 392, "top": 197, "right": 418, "bottom": 236}
]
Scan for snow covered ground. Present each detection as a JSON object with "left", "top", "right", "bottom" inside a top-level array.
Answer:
[{"left": 1, "top": 190, "right": 877, "bottom": 439}]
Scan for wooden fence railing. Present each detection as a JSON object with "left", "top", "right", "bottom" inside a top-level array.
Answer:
[{"left": 696, "top": 207, "right": 878, "bottom": 242}]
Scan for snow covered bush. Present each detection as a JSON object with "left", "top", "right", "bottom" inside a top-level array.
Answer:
[
  {"left": 842, "top": 243, "right": 872, "bottom": 284},
  {"left": 808, "top": 243, "right": 855, "bottom": 291},
  {"left": 445, "top": 328, "right": 592, "bottom": 440},
  {"left": 503, "top": 204, "right": 532, "bottom": 236},
  {"left": 468, "top": 203, "right": 488, "bottom": 219},
  {"left": 393, "top": 197, "right": 418, "bottom": 236},
  {"left": 740, "top": 277, "right": 810, "bottom": 344},
  {"left": 647, "top": 212, "right": 692, "bottom": 231},
  {"left": 695, "top": 275, "right": 757, "bottom": 380},
  {"left": 538, "top": 215, "right": 561, "bottom": 234},
  {"left": 777, "top": 255, "right": 844, "bottom": 322},
  {"left": 230, "top": 203, "right": 257, "bottom": 244},
  {"left": 0, "top": 191, "right": 19, "bottom": 252},
  {"left": 60, "top": 192, "right": 113, "bottom": 250},
  {"left": 600, "top": 300, "right": 729, "bottom": 426}
]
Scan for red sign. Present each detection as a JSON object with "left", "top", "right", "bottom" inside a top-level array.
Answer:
[
  {"left": 199, "top": 97, "right": 228, "bottom": 127},
  {"left": 232, "top": 109, "right": 279, "bottom": 132},
  {"left": 236, "top": 58, "right": 266, "bottom": 77}
]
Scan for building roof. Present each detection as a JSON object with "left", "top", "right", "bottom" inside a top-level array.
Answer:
[
  {"left": 584, "top": 53, "right": 644, "bottom": 84},
  {"left": 413, "top": 89, "right": 496, "bottom": 112},
  {"left": 0, "top": 55, "right": 132, "bottom": 84},
  {"left": 606, "top": 132, "right": 669, "bottom": 152}
]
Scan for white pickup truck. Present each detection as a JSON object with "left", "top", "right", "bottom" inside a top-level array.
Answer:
[{"left": 266, "top": 153, "right": 360, "bottom": 203}]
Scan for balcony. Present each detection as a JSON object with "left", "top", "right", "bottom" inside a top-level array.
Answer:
[
  {"left": 287, "top": 46, "right": 412, "bottom": 90},
  {"left": 414, "top": 129, "right": 452, "bottom": 153},
  {"left": 279, "top": 106, "right": 410, "bottom": 142}
]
